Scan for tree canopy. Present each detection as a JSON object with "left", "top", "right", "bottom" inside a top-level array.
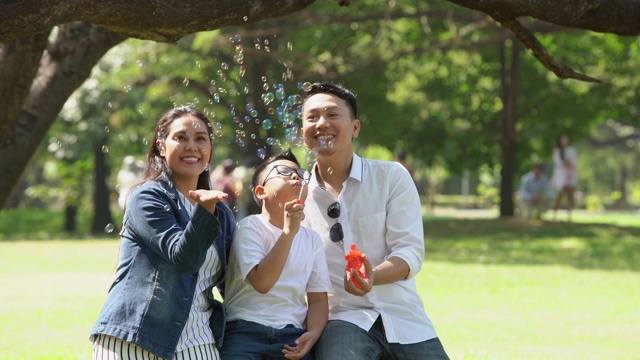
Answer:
[{"left": 2, "top": 0, "right": 640, "bottom": 213}]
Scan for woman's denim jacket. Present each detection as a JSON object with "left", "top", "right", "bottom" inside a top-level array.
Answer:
[{"left": 90, "top": 179, "right": 235, "bottom": 359}]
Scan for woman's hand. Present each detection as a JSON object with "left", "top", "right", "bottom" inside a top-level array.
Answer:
[{"left": 189, "top": 189, "right": 228, "bottom": 214}]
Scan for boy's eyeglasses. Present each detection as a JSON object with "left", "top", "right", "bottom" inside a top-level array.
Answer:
[
  {"left": 262, "top": 165, "right": 310, "bottom": 186},
  {"left": 327, "top": 201, "right": 343, "bottom": 243}
]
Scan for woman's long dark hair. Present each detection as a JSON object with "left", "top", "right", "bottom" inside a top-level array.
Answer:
[{"left": 141, "top": 105, "right": 214, "bottom": 190}]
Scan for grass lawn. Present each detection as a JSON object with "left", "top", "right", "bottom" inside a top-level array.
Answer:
[{"left": 1, "top": 211, "right": 639, "bottom": 359}]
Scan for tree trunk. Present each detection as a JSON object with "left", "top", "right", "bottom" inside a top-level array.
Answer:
[
  {"left": 499, "top": 39, "right": 521, "bottom": 217},
  {"left": 64, "top": 204, "right": 78, "bottom": 233},
  {"left": 618, "top": 165, "right": 628, "bottom": 209},
  {"left": 91, "top": 137, "right": 113, "bottom": 234},
  {"left": 0, "top": 33, "right": 49, "bottom": 143},
  {"left": 0, "top": 23, "right": 126, "bottom": 209}
]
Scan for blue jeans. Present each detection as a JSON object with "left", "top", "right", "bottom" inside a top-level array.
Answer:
[
  {"left": 219, "top": 319, "right": 311, "bottom": 360},
  {"left": 314, "top": 317, "right": 449, "bottom": 360}
]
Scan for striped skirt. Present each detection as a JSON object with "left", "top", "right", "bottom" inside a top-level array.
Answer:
[{"left": 92, "top": 334, "right": 220, "bottom": 360}]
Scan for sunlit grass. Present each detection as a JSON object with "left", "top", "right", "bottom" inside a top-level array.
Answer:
[
  {"left": 0, "top": 240, "right": 118, "bottom": 360},
  {"left": 1, "top": 210, "right": 639, "bottom": 359}
]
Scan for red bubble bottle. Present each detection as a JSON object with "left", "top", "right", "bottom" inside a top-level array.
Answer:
[{"left": 345, "top": 244, "right": 368, "bottom": 288}]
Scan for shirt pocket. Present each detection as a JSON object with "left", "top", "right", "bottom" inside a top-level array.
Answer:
[{"left": 355, "top": 212, "right": 387, "bottom": 264}]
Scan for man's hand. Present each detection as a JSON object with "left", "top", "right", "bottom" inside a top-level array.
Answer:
[{"left": 344, "top": 254, "right": 374, "bottom": 296}]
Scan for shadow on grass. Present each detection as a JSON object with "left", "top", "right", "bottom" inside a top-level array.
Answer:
[{"left": 424, "top": 217, "right": 640, "bottom": 272}]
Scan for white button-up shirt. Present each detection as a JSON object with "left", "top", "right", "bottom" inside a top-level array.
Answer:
[{"left": 302, "top": 153, "right": 438, "bottom": 344}]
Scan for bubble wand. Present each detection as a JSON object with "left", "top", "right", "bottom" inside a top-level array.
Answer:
[
  {"left": 297, "top": 149, "right": 316, "bottom": 204},
  {"left": 296, "top": 170, "right": 310, "bottom": 204}
]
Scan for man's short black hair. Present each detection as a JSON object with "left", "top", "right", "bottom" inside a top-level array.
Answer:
[
  {"left": 303, "top": 82, "right": 358, "bottom": 119},
  {"left": 250, "top": 149, "right": 301, "bottom": 206}
]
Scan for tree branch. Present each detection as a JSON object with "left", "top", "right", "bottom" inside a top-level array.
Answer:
[
  {"left": 444, "top": 0, "right": 640, "bottom": 36},
  {"left": 499, "top": 18, "right": 601, "bottom": 83},
  {"left": 0, "top": 0, "right": 318, "bottom": 43}
]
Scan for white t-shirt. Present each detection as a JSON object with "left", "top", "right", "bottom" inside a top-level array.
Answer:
[
  {"left": 302, "top": 153, "right": 439, "bottom": 344},
  {"left": 224, "top": 214, "right": 331, "bottom": 329}
]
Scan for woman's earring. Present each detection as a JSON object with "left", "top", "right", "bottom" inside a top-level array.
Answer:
[{"left": 205, "top": 163, "right": 211, "bottom": 172}]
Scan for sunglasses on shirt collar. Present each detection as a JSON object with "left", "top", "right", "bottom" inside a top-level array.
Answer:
[{"left": 327, "top": 201, "right": 343, "bottom": 243}]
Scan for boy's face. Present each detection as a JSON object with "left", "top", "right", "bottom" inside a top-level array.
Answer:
[{"left": 257, "top": 159, "right": 309, "bottom": 205}]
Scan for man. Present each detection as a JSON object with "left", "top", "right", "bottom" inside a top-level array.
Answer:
[
  {"left": 519, "top": 163, "right": 554, "bottom": 220},
  {"left": 300, "top": 82, "right": 449, "bottom": 359}
]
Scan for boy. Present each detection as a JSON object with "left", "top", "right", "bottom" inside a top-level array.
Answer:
[{"left": 220, "top": 150, "right": 330, "bottom": 360}]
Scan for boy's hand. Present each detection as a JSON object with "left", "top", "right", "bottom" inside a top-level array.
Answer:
[
  {"left": 282, "top": 332, "right": 315, "bottom": 359},
  {"left": 189, "top": 189, "right": 228, "bottom": 214},
  {"left": 283, "top": 199, "right": 305, "bottom": 235}
]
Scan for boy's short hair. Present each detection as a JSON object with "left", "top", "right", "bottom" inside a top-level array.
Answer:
[
  {"left": 303, "top": 82, "right": 358, "bottom": 120},
  {"left": 251, "top": 149, "right": 301, "bottom": 206}
]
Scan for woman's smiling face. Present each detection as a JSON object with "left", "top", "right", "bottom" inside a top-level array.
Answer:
[{"left": 159, "top": 114, "right": 212, "bottom": 184}]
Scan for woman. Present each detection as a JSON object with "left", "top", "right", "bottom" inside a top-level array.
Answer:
[
  {"left": 90, "top": 106, "right": 235, "bottom": 359},
  {"left": 550, "top": 134, "right": 578, "bottom": 221}
]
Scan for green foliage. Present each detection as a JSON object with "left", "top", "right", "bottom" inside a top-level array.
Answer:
[
  {"left": 15, "top": 0, "right": 640, "bottom": 217},
  {"left": 0, "top": 208, "right": 121, "bottom": 240},
  {"left": 358, "top": 144, "right": 394, "bottom": 161}
]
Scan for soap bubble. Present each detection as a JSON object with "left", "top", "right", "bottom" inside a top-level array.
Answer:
[
  {"left": 275, "top": 86, "right": 286, "bottom": 100},
  {"left": 104, "top": 223, "right": 115, "bottom": 233},
  {"left": 250, "top": 109, "right": 258, "bottom": 117},
  {"left": 245, "top": 103, "right": 255, "bottom": 112},
  {"left": 306, "top": 149, "right": 318, "bottom": 167},
  {"left": 262, "top": 92, "right": 275, "bottom": 105},
  {"left": 257, "top": 148, "right": 267, "bottom": 159},
  {"left": 284, "top": 114, "right": 295, "bottom": 125},
  {"left": 285, "top": 130, "right": 298, "bottom": 144},
  {"left": 266, "top": 137, "right": 277, "bottom": 145},
  {"left": 287, "top": 94, "right": 301, "bottom": 106},
  {"left": 261, "top": 119, "right": 273, "bottom": 130}
]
